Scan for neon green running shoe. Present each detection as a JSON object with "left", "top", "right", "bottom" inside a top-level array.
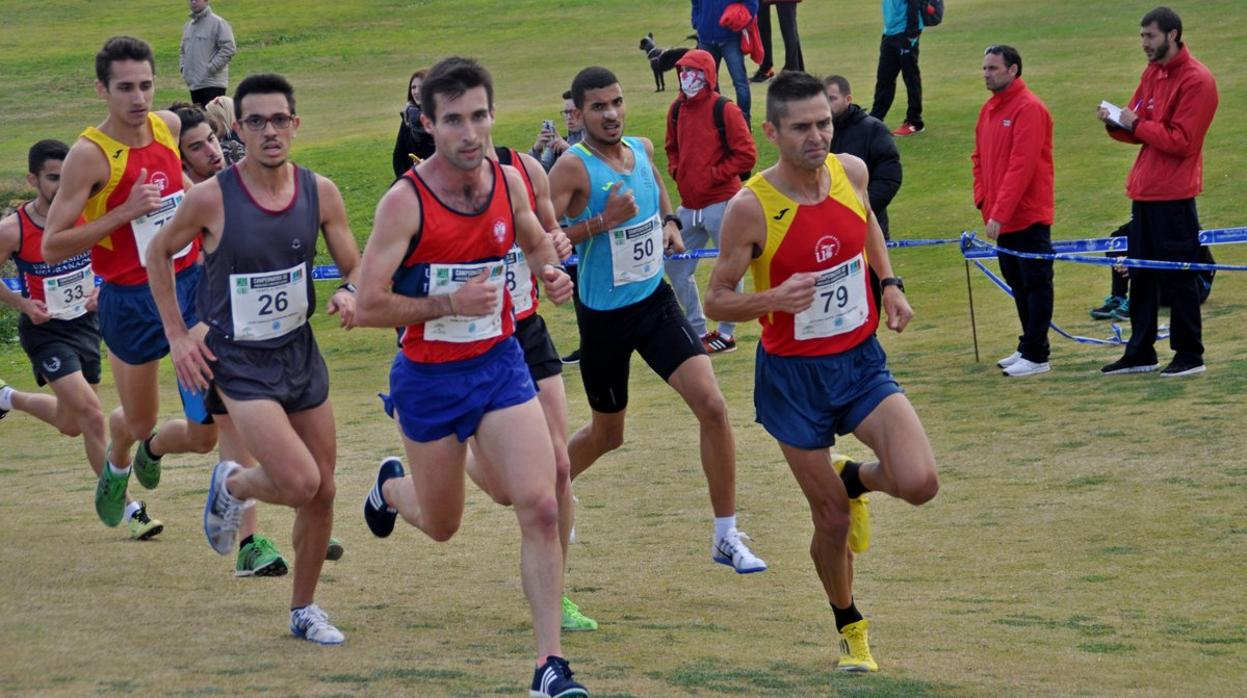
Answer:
[
  {"left": 561, "top": 595, "right": 598, "bottom": 632},
  {"left": 236, "top": 534, "right": 288, "bottom": 577},
  {"left": 831, "top": 454, "right": 871, "bottom": 554},
  {"left": 326, "top": 537, "right": 345, "bottom": 561},
  {"left": 95, "top": 444, "right": 130, "bottom": 527},
  {"left": 127, "top": 501, "right": 164, "bottom": 540},
  {"left": 133, "top": 432, "right": 162, "bottom": 490}
]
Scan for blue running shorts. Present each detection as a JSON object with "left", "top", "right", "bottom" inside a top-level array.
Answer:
[{"left": 99, "top": 264, "right": 202, "bottom": 365}]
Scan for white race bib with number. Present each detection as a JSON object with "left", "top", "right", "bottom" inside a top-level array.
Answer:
[
  {"left": 132, "top": 191, "right": 193, "bottom": 267},
  {"left": 43, "top": 265, "right": 94, "bottom": 320},
  {"left": 504, "top": 245, "right": 534, "bottom": 315},
  {"left": 794, "top": 254, "right": 869, "bottom": 340},
  {"left": 608, "top": 214, "right": 663, "bottom": 286},
  {"left": 229, "top": 263, "right": 309, "bottom": 341},
  {"left": 425, "top": 261, "right": 506, "bottom": 343}
]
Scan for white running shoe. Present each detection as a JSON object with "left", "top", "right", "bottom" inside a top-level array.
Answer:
[
  {"left": 1002, "top": 358, "right": 1051, "bottom": 377},
  {"left": 996, "top": 351, "right": 1022, "bottom": 368},
  {"left": 290, "top": 604, "right": 345, "bottom": 645},
  {"left": 203, "top": 460, "right": 252, "bottom": 555},
  {"left": 712, "top": 528, "right": 768, "bottom": 574}
]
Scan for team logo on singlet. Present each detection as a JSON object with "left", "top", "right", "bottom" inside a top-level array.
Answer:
[
  {"left": 814, "top": 235, "right": 841, "bottom": 264},
  {"left": 492, "top": 218, "right": 508, "bottom": 244},
  {"left": 150, "top": 171, "right": 170, "bottom": 194},
  {"left": 291, "top": 238, "right": 303, "bottom": 250}
]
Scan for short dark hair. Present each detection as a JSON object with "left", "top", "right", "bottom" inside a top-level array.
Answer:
[
  {"left": 570, "top": 67, "right": 619, "bottom": 109},
  {"left": 174, "top": 105, "right": 209, "bottom": 140},
  {"left": 405, "top": 68, "right": 428, "bottom": 104},
  {"left": 95, "top": 36, "right": 155, "bottom": 85},
  {"left": 420, "top": 57, "right": 494, "bottom": 122},
  {"left": 28, "top": 139, "right": 69, "bottom": 175},
  {"left": 822, "top": 75, "right": 852, "bottom": 96},
  {"left": 1142, "top": 6, "right": 1183, "bottom": 43},
  {"left": 984, "top": 44, "right": 1023, "bottom": 77},
  {"left": 562, "top": 90, "right": 572, "bottom": 101},
  {"left": 233, "top": 73, "right": 296, "bottom": 119},
  {"left": 766, "top": 71, "right": 826, "bottom": 125}
]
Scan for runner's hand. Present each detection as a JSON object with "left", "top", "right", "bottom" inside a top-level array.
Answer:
[
  {"left": 327, "top": 289, "right": 357, "bottom": 330},
  {"left": 85, "top": 286, "right": 100, "bottom": 313},
  {"left": 882, "top": 286, "right": 913, "bottom": 332},
  {"left": 122, "top": 168, "right": 162, "bottom": 220},
  {"left": 541, "top": 264, "right": 573, "bottom": 305},
  {"left": 549, "top": 228, "right": 574, "bottom": 261},
  {"left": 663, "top": 221, "right": 685, "bottom": 254},
  {"left": 601, "top": 181, "right": 638, "bottom": 229},
  {"left": 171, "top": 327, "right": 216, "bottom": 394},
  {"left": 24, "top": 298, "right": 51, "bottom": 324},
  {"left": 450, "top": 268, "right": 498, "bottom": 316},
  {"left": 770, "top": 272, "right": 818, "bottom": 314}
]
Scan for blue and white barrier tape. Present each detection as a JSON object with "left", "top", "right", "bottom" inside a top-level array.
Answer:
[{"left": 962, "top": 227, "right": 1247, "bottom": 268}]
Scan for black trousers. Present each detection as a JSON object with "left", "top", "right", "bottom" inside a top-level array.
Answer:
[
  {"left": 997, "top": 224, "right": 1054, "bottom": 363},
  {"left": 757, "top": 3, "right": 804, "bottom": 73},
  {"left": 869, "top": 35, "right": 922, "bottom": 128},
  {"left": 1124, "top": 199, "right": 1203, "bottom": 363},
  {"left": 190, "top": 86, "right": 227, "bottom": 107}
]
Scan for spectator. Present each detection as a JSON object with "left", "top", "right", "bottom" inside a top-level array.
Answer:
[
  {"left": 203, "top": 95, "right": 246, "bottom": 165},
  {"left": 751, "top": 0, "right": 804, "bottom": 82},
  {"left": 531, "top": 90, "right": 584, "bottom": 173},
  {"left": 1098, "top": 6, "right": 1218, "bottom": 377},
  {"left": 825, "top": 75, "right": 901, "bottom": 239},
  {"left": 1089, "top": 219, "right": 1215, "bottom": 320},
  {"left": 870, "top": 0, "right": 924, "bottom": 136},
  {"left": 664, "top": 49, "right": 757, "bottom": 354},
  {"left": 392, "top": 69, "right": 435, "bottom": 178},
  {"left": 972, "top": 45, "right": 1055, "bottom": 378},
  {"left": 692, "top": 0, "right": 758, "bottom": 123},
  {"left": 180, "top": 0, "right": 236, "bottom": 106}
]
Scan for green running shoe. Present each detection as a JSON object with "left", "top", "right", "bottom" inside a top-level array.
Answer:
[
  {"left": 561, "top": 595, "right": 598, "bottom": 632},
  {"left": 0, "top": 377, "right": 11, "bottom": 420},
  {"left": 127, "top": 501, "right": 164, "bottom": 540},
  {"left": 95, "top": 445, "right": 130, "bottom": 527},
  {"left": 133, "top": 432, "right": 162, "bottom": 489},
  {"left": 236, "top": 534, "right": 288, "bottom": 577},
  {"left": 326, "top": 537, "right": 345, "bottom": 561}
]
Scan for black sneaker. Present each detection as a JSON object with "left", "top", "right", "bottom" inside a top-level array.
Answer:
[
  {"left": 1101, "top": 356, "right": 1159, "bottom": 375},
  {"left": 749, "top": 68, "right": 774, "bottom": 83},
  {"left": 561, "top": 349, "right": 581, "bottom": 365},
  {"left": 1089, "top": 295, "right": 1126, "bottom": 320},
  {"left": 1160, "top": 357, "right": 1205, "bottom": 377},
  {"left": 530, "top": 656, "right": 588, "bottom": 697},
  {"left": 364, "top": 457, "right": 405, "bottom": 538}
]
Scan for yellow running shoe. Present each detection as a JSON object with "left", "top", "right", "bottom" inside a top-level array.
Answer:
[
  {"left": 837, "top": 619, "right": 879, "bottom": 672},
  {"left": 127, "top": 501, "right": 164, "bottom": 541},
  {"left": 831, "top": 454, "right": 871, "bottom": 554}
]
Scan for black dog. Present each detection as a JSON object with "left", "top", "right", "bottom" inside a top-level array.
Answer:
[{"left": 639, "top": 33, "right": 690, "bottom": 92}]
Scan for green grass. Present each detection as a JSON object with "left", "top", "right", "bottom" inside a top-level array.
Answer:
[{"left": 2, "top": 0, "right": 1247, "bottom": 696}]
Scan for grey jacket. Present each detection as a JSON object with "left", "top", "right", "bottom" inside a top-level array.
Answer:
[{"left": 180, "top": 6, "right": 236, "bottom": 90}]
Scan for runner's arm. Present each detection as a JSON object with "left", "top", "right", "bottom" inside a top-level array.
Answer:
[
  {"left": 841, "top": 154, "right": 912, "bottom": 332},
  {"left": 0, "top": 214, "right": 49, "bottom": 321},
  {"left": 641, "top": 137, "right": 685, "bottom": 253},
  {"left": 548, "top": 153, "right": 597, "bottom": 244},
  {"left": 316, "top": 175, "right": 362, "bottom": 328},
  {"left": 43, "top": 142, "right": 159, "bottom": 263},
  {"left": 516, "top": 152, "right": 573, "bottom": 260},
  {"left": 506, "top": 167, "right": 572, "bottom": 305}
]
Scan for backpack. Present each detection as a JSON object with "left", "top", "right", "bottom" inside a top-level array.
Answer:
[
  {"left": 922, "top": 0, "right": 944, "bottom": 27},
  {"left": 671, "top": 94, "right": 751, "bottom": 181}
]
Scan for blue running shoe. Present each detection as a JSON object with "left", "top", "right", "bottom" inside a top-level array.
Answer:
[
  {"left": 364, "top": 457, "right": 405, "bottom": 538},
  {"left": 204, "top": 460, "right": 251, "bottom": 555},
  {"left": 290, "top": 604, "right": 345, "bottom": 645},
  {"left": 530, "top": 656, "right": 588, "bottom": 697}
]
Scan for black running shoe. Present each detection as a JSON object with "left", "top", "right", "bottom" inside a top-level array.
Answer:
[
  {"left": 561, "top": 349, "right": 581, "bottom": 365},
  {"left": 530, "top": 656, "right": 588, "bottom": 697},
  {"left": 1160, "top": 357, "right": 1205, "bottom": 377},
  {"left": 364, "top": 457, "right": 405, "bottom": 538}
]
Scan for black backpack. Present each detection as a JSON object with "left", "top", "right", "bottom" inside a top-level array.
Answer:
[
  {"left": 922, "top": 0, "right": 944, "bottom": 27},
  {"left": 671, "top": 95, "right": 751, "bottom": 181}
]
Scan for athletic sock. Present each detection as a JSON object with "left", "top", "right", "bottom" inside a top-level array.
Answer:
[
  {"left": 831, "top": 599, "right": 864, "bottom": 631},
  {"left": 840, "top": 461, "right": 871, "bottom": 499},
  {"left": 0, "top": 386, "right": 14, "bottom": 410},
  {"left": 108, "top": 461, "right": 131, "bottom": 477},
  {"left": 714, "top": 515, "right": 737, "bottom": 542},
  {"left": 142, "top": 434, "right": 163, "bottom": 460},
  {"left": 123, "top": 500, "right": 142, "bottom": 525},
  {"left": 239, "top": 534, "right": 255, "bottom": 551}
]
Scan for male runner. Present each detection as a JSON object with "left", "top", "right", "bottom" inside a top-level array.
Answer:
[
  {"left": 356, "top": 57, "right": 588, "bottom": 697},
  {"left": 0, "top": 140, "right": 160, "bottom": 537},
  {"left": 43, "top": 36, "right": 216, "bottom": 536},
  {"left": 147, "top": 73, "right": 360, "bottom": 644},
  {"left": 704, "top": 71, "right": 939, "bottom": 672},
  {"left": 173, "top": 104, "right": 225, "bottom": 184},
  {"left": 547, "top": 66, "right": 766, "bottom": 575}
]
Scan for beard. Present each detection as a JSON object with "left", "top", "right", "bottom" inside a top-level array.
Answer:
[{"left": 1150, "top": 39, "right": 1173, "bottom": 62}]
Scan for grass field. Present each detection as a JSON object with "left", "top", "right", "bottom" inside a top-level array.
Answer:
[{"left": 2, "top": 0, "right": 1246, "bottom": 695}]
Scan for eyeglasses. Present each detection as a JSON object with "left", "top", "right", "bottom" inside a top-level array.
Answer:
[
  {"left": 240, "top": 113, "right": 294, "bottom": 132},
  {"left": 560, "top": 109, "right": 575, "bottom": 117}
]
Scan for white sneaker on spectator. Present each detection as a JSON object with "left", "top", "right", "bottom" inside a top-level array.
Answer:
[
  {"left": 996, "top": 351, "right": 1022, "bottom": 368},
  {"left": 1002, "top": 358, "right": 1050, "bottom": 377}
]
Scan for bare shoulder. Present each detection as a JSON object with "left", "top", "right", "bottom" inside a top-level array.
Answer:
[
  {"left": 636, "top": 136, "right": 655, "bottom": 156},
  {"left": 835, "top": 153, "right": 869, "bottom": 186},
  {"left": 183, "top": 173, "right": 224, "bottom": 209},
  {"left": 548, "top": 149, "right": 587, "bottom": 188},
  {"left": 313, "top": 171, "right": 344, "bottom": 200},
  {"left": 155, "top": 110, "right": 181, "bottom": 140},
  {"left": 0, "top": 209, "right": 20, "bottom": 251},
  {"left": 64, "top": 137, "right": 109, "bottom": 181}
]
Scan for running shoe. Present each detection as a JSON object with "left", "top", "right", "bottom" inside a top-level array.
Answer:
[
  {"left": 1109, "top": 298, "right": 1130, "bottom": 321},
  {"left": 996, "top": 351, "right": 1022, "bottom": 369},
  {"left": 837, "top": 619, "right": 879, "bottom": 672},
  {"left": 326, "top": 537, "right": 345, "bottom": 561},
  {"left": 0, "top": 378, "right": 10, "bottom": 420},
  {"left": 132, "top": 432, "right": 162, "bottom": 489},
  {"left": 561, "top": 349, "right": 581, "bottom": 365},
  {"left": 204, "top": 460, "right": 251, "bottom": 555},
  {"left": 562, "top": 596, "right": 598, "bottom": 632},
  {"left": 749, "top": 67, "right": 775, "bottom": 83},
  {"left": 891, "top": 122, "right": 924, "bottom": 137},
  {"left": 1089, "top": 294, "right": 1126, "bottom": 320},
  {"left": 236, "top": 534, "right": 289, "bottom": 577},
  {"left": 364, "top": 457, "right": 405, "bottom": 538},
  {"left": 831, "top": 454, "right": 871, "bottom": 554},
  {"left": 127, "top": 501, "right": 164, "bottom": 540},
  {"left": 1160, "top": 357, "right": 1206, "bottom": 377},
  {"left": 530, "top": 655, "right": 588, "bottom": 697},
  {"left": 701, "top": 330, "right": 737, "bottom": 354},
  {"left": 95, "top": 444, "right": 130, "bottom": 528},
  {"left": 1101, "top": 355, "right": 1158, "bottom": 375},
  {"left": 290, "top": 604, "right": 345, "bottom": 645},
  {"left": 712, "top": 528, "right": 767, "bottom": 573}
]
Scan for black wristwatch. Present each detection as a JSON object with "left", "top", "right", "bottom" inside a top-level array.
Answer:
[
  {"left": 662, "top": 214, "right": 683, "bottom": 231},
  {"left": 337, "top": 282, "right": 357, "bottom": 294},
  {"left": 880, "top": 276, "right": 905, "bottom": 293}
]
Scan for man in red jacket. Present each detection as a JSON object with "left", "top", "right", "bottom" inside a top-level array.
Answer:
[
  {"left": 1098, "top": 6, "right": 1218, "bottom": 377},
  {"left": 972, "top": 45, "right": 1054, "bottom": 378},
  {"left": 664, "top": 49, "right": 758, "bottom": 354}
]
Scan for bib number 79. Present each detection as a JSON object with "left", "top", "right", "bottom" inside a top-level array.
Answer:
[
  {"left": 257, "top": 291, "right": 289, "bottom": 316},
  {"left": 822, "top": 285, "right": 849, "bottom": 312}
]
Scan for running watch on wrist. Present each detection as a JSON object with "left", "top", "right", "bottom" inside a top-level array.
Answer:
[
  {"left": 662, "top": 214, "right": 683, "bottom": 231},
  {"left": 880, "top": 276, "right": 905, "bottom": 293}
]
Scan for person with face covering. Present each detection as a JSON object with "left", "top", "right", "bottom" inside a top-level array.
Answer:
[{"left": 664, "top": 49, "right": 757, "bottom": 354}]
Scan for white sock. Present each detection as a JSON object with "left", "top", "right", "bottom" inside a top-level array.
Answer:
[
  {"left": 108, "top": 461, "right": 131, "bottom": 477},
  {"left": 719, "top": 331, "right": 733, "bottom": 340},
  {"left": 123, "top": 500, "right": 141, "bottom": 524},
  {"left": 0, "top": 386, "right": 14, "bottom": 411},
  {"left": 714, "top": 515, "right": 737, "bottom": 541}
]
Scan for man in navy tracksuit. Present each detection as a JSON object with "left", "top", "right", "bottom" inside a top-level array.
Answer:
[{"left": 870, "top": 0, "right": 925, "bottom": 137}]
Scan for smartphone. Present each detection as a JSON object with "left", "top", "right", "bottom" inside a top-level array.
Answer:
[{"left": 542, "top": 119, "right": 556, "bottom": 134}]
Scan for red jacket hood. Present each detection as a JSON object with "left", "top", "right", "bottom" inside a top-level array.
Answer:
[{"left": 676, "top": 49, "right": 719, "bottom": 92}]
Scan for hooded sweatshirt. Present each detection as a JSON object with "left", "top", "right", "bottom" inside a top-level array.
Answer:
[{"left": 664, "top": 49, "right": 757, "bottom": 209}]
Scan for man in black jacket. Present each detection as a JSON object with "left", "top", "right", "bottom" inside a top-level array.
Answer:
[{"left": 825, "top": 75, "right": 903, "bottom": 239}]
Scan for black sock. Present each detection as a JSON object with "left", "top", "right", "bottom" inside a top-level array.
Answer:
[
  {"left": 143, "top": 435, "right": 162, "bottom": 460},
  {"left": 831, "top": 599, "right": 863, "bottom": 631},
  {"left": 840, "top": 461, "right": 870, "bottom": 499},
  {"left": 239, "top": 534, "right": 254, "bottom": 551}
]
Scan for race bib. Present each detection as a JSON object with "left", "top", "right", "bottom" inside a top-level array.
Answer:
[
  {"left": 503, "top": 244, "right": 534, "bottom": 315},
  {"left": 608, "top": 214, "right": 663, "bottom": 286},
  {"left": 425, "top": 261, "right": 506, "bottom": 343},
  {"left": 43, "top": 265, "right": 94, "bottom": 320},
  {"left": 793, "top": 254, "right": 869, "bottom": 340},
  {"left": 229, "top": 263, "right": 309, "bottom": 341},
  {"left": 132, "top": 191, "right": 193, "bottom": 267}
]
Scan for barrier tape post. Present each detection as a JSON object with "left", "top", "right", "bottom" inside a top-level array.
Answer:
[{"left": 965, "top": 258, "right": 981, "bottom": 362}]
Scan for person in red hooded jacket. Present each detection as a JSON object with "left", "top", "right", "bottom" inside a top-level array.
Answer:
[{"left": 664, "top": 49, "right": 757, "bottom": 354}]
